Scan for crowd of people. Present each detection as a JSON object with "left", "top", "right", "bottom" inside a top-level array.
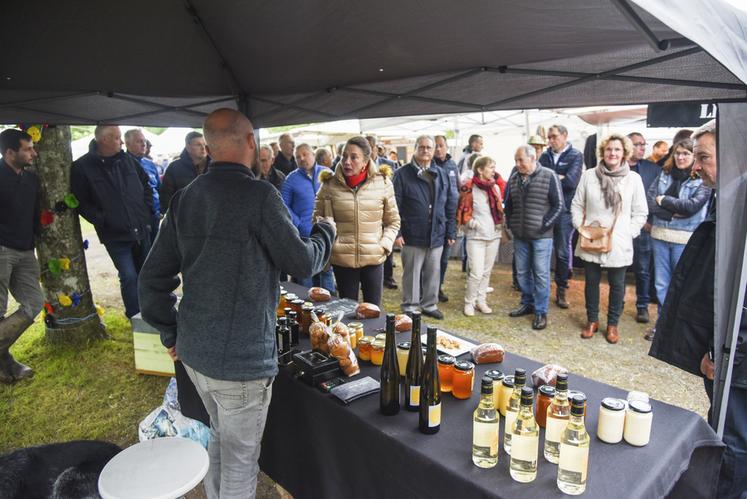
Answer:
[{"left": 0, "top": 111, "right": 744, "bottom": 498}]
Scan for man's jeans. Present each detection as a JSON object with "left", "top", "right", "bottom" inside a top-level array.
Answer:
[
  {"left": 652, "top": 238, "right": 686, "bottom": 312},
  {"left": 184, "top": 363, "right": 273, "bottom": 499},
  {"left": 514, "top": 238, "right": 553, "bottom": 314},
  {"left": 295, "top": 268, "right": 336, "bottom": 294},
  {"left": 552, "top": 210, "right": 574, "bottom": 289},
  {"left": 632, "top": 231, "right": 653, "bottom": 310},
  {"left": 0, "top": 245, "right": 43, "bottom": 320},
  {"left": 103, "top": 238, "right": 151, "bottom": 318},
  {"left": 705, "top": 381, "right": 747, "bottom": 499}
]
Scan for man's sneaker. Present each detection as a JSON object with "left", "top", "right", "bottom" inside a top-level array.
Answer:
[
  {"left": 636, "top": 308, "right": 650, "bottom": 323},
  {"left": 421, "top": 308, "right": 444, "bottom": 320}
]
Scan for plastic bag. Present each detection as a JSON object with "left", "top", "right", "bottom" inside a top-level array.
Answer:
[
  {"left": 531, "top": 364, "right": 568, "bottom": 388},
  {"left": 328, "top": 314, "right": 359, "bottom": 377}
]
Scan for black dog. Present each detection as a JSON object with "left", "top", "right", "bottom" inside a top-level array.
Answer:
[{"left": 0, "top": 440, "right": 121, "bottom": 499}]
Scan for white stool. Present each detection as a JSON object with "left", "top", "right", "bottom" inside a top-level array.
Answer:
[{"left": 98, "top": 437, "right": 209, "bottom": 499}]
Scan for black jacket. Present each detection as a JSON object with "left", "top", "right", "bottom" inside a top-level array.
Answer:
[
  {"left": 259, "top": 167, "right": 286, "bottom": 192},
  {"left": 272, "top": 153, "right": 297, "bottom": 176},
  {"left": 649, "top": 203, "right": 747, "bottom": 388},
  {"left": 159, "top": 149, "right": 208, "bottom": 211},
  {"left": 71, "top": 150, "right": 153, "bottom": 243},
  {"left": 0, "top": 160, "right": 40, "bottom": 250},
  {"left": 538, "top": 144, "right": 584, "bottom": 210}
]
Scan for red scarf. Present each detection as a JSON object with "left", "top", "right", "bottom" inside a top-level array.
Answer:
[
  {"left": 345, "top": 164, "right": 369, "bottom": 188},
  {"left": 472, "top": 176, "right": 504, "bottom": 224}
]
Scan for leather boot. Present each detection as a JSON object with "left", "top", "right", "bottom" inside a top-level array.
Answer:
[
  {"left": 0, "top": 311, "right": 35, "bottom": 383},
  {"left": 580, "top": 321, "right": 599, "bottom": 339},
  {"left": 605, "top": 325, "right": 620, "bottom": 344},
  {"left": 556, "top": 288, "right": 569, "bottom": 309}
]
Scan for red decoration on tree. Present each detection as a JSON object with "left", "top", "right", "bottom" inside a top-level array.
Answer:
[
  {"left": 40, "top": 210, "right": 55, "bottom": 226},
  {"left": 44, "top": 302, "right": 54, "bottom": 314}
]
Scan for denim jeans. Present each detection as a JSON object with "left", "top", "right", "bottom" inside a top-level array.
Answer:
[
  {"left": 705, "top": 381, "right": 747, "bottom": 499},
  {"left": 514, "top": 238, "right": 553, "bottom": 314},
  {"left": 295, "top": 268, "right": 336, "bottom": 294},
  {"left": 0, "top": 245, "right": 43, "bottom": 320},
  {"left": 583, "top": 261, "right": 626, "bottom": 325},
  {"left": 103, "top": 238, "right": 151, "bottom": 318},
  {"left": 552, "top": 210, "right": 574, "bottom": 289},
  {"left": 632, "top": 231, "right": 653, "bottom": 310},
  {"left": 184, "top": 363, "right": 273, "bottom": 499},
  {"left": 652, "top": 238, "right": 686, "bottom": 311}
]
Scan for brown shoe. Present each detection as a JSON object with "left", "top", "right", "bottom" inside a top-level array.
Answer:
[
  {"left": 580, "top": 321, "right": 599, "bottom": 339},
  {"left": 605, "top": 325, "right": 619, "bottom": 344}
]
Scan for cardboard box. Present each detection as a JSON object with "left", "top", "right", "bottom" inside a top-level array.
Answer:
[{"left": 131, "top": 313, "right": 175, "bottom": 376}]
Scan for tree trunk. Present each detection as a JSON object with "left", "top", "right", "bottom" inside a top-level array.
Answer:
[{"left": 34, "top": 125, "right": 107, "bottom": 344}]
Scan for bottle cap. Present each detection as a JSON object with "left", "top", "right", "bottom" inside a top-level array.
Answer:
[
  {"left": 397, "top": 342, "right": 411, "bottom": 350},
  {"left": 288, "top": 311, "right": 297, "bottom": 318},
  {"left": 484, "top": 369, "right": 504, "bottom": 381},
  {"left": 555, "top": 372, "right": 568, "bottom": 391},
  {"left": 481, "top": 377, "right": 493, "bottom": 393},
  {"left": 502, "top": 375, "right": 515, "bottom": 387},
  {"left": 570, "top": 394, "right": 586, "bottom": 416},
  {"left": 278, "top": 317, "right": 287, "bottom": 325},
  {"left": 539, "top": 384, "right": 556, "bottom": 397},
  {"left": 520, "top": 386, "right": 534, "bottom": 405},
  {"left": 386, "top": 313, "right": 396, "bottom": 322},
  {"left": 514, "top": 368, "right": 526, "bottom": 386}
]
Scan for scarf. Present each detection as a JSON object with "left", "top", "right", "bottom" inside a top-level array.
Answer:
[
  {"left": 472, "top": 176, "right": 503, "bottom": 224},
  {"left": 595, "top": 161, "right": 630, "bottom": 215},
  {"left": 345, "top": 163, "right": 368, "bottom": 188},
  {"left": 664, "top": 166, "right": 692, "bottom": 198}
]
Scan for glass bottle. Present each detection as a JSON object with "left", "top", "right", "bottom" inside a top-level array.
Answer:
[
  {"left": 276, "top": 317, "right": 289, "bottom": 356},
  {"left": 504, "top": 368, "right": 526, "bottom": 454},
  {"left": 544, "top": 373, "right": 570, "bottom": 463},
  {"left": 419, "top": 326, "right": 441, "bottom": 434},
  {"left": 405, "top": 312, "right": 424, "bottom": 412},
  {"left": 557, "top": 395, "right": 590, "bottom": 495},
  {"left": 287, "top": 311, "right": 299, "bottom": 347},
  {"left": 510, "top": 387, "right": 539, "bottom": 483},
  {"left": 472, "top": 377, "right": 499, "bottom": 468},
  {"left": 379, "top": 314, "right": 400, "bottom": 415}
]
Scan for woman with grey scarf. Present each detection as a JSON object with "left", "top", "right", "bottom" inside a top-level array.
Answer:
[{"left": 571, "top": 133, "right": 648, "bottom": 344}]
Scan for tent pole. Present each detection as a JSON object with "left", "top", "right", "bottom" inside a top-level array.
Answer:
[
  {"left": 610, "top": 0, "right": 672, "bottom": 51},
  {"left": 524, "top": 110, "right": 530, "bottom": 139}
]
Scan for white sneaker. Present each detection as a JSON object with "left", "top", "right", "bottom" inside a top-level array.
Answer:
[
  {"left": 463, "top": 304, "right": 475, "bottom": 316},
  {"left": 486, "top": 286, "right": 494, "bottom": 293},
  {"left": 475, "top": 302, "right": 493, "bottom": 314}
]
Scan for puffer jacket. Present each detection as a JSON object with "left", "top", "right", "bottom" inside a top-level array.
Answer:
[{"left": 314, "top": 160, "right": 400, "bottom": 268}]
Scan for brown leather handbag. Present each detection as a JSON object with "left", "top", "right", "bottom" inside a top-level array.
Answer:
[{"left": 578, "top": 214, "right": 618, "bottom": 253}]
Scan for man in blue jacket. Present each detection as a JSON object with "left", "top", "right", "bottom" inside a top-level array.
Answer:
[
  {"left": 281, "top": 143, "right": 334, "bottom": 292},
  {"left": 125, "top": 129, "right": 161, "bottom": 245},
  {"left": 393, "top": 136, "right": 457, "bottom": 319},
  {"left": 538, "top": 124, "right": 583, "bottom": 309},
  {"left": 627, "top": 132, "right": 661, "bottom": 327},
  {"left": 138, "top": 109, "right": 335, "bottom": 498}
]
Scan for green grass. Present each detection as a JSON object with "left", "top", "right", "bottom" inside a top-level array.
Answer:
[{"left": 0, "top": 313, "right": 168, "bottom": 453}]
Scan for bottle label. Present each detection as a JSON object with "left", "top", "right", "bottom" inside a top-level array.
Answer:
[
  {"left": 473, "top": 421, "right": 499, "bottom": 455},
  {"left": 408, "top": 386, "right": 420, "bottom": 407},
  {"left": 504, "top": 410, "right": 518, "bottom": 436},
  {"left": 510, "top": 434, "right": 538, "bottom": 462},
  {"left": 429, "top": 403, "right": 441, "bottom": 427},
  {"left": 559, "top": 443, "right": 588, "bottom": 481},
  {"left": 545, "top": 416, "right": 568, "bottom": 443}
]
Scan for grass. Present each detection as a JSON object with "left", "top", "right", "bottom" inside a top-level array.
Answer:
[{"left": 0, "top": 313, "right": 168, "bottom": 453}]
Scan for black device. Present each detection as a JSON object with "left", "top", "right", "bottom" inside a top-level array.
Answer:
[{"left": 292, "top": 350, "right": 342, "bottom": 386}]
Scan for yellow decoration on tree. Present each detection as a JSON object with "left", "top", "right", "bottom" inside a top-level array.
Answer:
[
  {"left": 27, "top": 126, "right": 42, "bottom": 142},
  {"left": 59, "top": 258, "right": 71, "bottom": 270},
  {"left": 58, "top": 293, "right": 73, "bottom": 307},
  {"left": 96, "top": 305, "right": 105, "bottom": 316}
]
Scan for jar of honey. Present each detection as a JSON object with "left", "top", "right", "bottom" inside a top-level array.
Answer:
[
  {"left": 348, "top": 322, "right": 364, "bottom": 349},
  {"left": 290, "top": 299, "right": 304, "bottom": 317},
  {"left": 358, "top": 336, "right": 373, "bottom": 362},
  {"left": 396, "top": 342, "right": 410, "bottom": 376},
  {"left": 276, "top": 290, "right": 288, "bottom": 316},
  {"left": 484, "top": 369, "right": 505, "bottom": 410},
  {"left": 300, "top": 304, "right": 314, "bottom": 336},
  {"left": 452, "top": 361, "right": 475, "bottom": 400},
  {"left": 437, "top": 355, "right": 456, "bottom": 392},
  {"left": 314, "top": 308, "right": 328, "bottom": 326},
  {"left": 536, "top": 384, "right": 556, "bottom": 428},
  {"left": 371, "top": 339, "right": 385, "bottom": 366}
]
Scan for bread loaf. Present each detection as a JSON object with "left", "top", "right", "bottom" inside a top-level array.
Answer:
[
  {"left": 470, "top": 343, "right": 505, "bottom": 364},
  {"left": 355, "top": 302, "right": 381, "bottom": 319},
  {"left": 394, "top": 314, "right": 412, "bottom": 332},
  {"left": 308, "top": 287, "right": 331, "bottom": 302}
]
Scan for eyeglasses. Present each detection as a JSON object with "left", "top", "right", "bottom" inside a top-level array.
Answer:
[
  {"left": 547, "top": 134, "right": 560, "bottom": 139},
  {"left": 633, "top": 142, "right": 646, "bottom": 147}
]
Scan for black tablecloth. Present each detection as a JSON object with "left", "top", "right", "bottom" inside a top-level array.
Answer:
[{"left": 259, "top": 283, "right": 723, "bottom": 499}]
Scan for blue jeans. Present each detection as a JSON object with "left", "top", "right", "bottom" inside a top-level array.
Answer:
[
  {"left": 103, "top": 238, "right": 151, "bottom": 318},
  {"left": 552, "top": 210, "right": 574, "bottom": 289},
  {"left": 184, "top": 363, "right": 273, "bottom": 499},
  {"left": 514, "top": 238, "right": 553, "bottom": 314},
  {"left": 705, "top": 381, "right": 747, "bottom": 499},
  {"left": 295, "top": 268, "right": 336, "bottom": 294},
  {"left": 652, "top": 238, "right": 686, "bottom": 311},
  {"left": 632, "top": 231, "right": 653, "bottom": 310}
]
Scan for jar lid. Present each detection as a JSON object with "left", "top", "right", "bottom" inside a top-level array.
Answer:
[
  {"left": 280, "top": 290, "right": 287, "bottom": 295},
  {"left": 397, "top": 342, "right": 411, "bottom": 350},
  {"left": 502, "top": 374, "right": 515, "bottom": 387},
  {"left": 628, "top": 400, "right": 652, "bottom": 414},
  {"left": 291, "top": 299, "right": 304, "bottom": 305},
  {"left": 601, "top": 397, "right": 626, "bottom": 411},
  {"left": 375, "top": 333, "right": 386, "bottom": 342},
  {"left": 286, "top": 293, "right": 297, "bottom": 300},
  {"left": 302, "top": 303, "right": 315, "bottom": 311},
  {"left": 437, "top": 354, "right": 456, "bottom": 365},
  {"left": 359, "top": 336, "right": 373, "bottom": 346},
  {"left": 539, "top": 384, "right": 556, "bottom": 397},
  {"left": 347, "top": 321, "right": 364, "bottom": 329},
  {"left": 484, "top": 369, "right": 504, "bottom": 381},
  {"left": 568, "top": 390, "right": 585, "bottom": 399},
  {"left": 454, "top": 361, "right": 475, "bottom": 371},
  {"left": 373, "top": 339, "right": 386, "bottom": 348},
  {"left": 314, "top": 307, "right": 326, "bottom": 314}
]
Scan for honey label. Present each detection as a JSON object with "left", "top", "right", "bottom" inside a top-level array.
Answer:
[
  {"left": 510, "top": 434, "right": 538, "bottom": 463},
  {"left": 429, "top": 403, "right": 441, "bottom": 427},
  {"left": 545, "top": 416, "right": 569, "bottom": 443},
  {"left": 409, "top": 386, "right": 420, "bottom": 407},
  {"left": 559, "top": 444, "right": 588, "bottom": 481},
  {"left": 474, "top": 421, "right": 499, "bottom": 455}
]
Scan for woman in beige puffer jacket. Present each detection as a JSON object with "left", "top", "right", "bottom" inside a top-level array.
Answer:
[{"left": 314, "top": 136, "right": 400, "bottom": 305}]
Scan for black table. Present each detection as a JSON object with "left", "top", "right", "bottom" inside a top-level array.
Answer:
[{"left": 259, "top": 283, "right": 723, "bottom": 499}]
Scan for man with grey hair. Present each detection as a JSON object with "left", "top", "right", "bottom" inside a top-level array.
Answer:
[
  {"left": 315, "top": 147, "right": 333, "bottom": 168},
  {"left": 538, "top": 124, "right": 583, "bottom": 309},
  {"left": 255, "top": 144, "right": 285, "bottom": 191},
  {"left": 139, "top": 108, "right": 335, "bottom": 499},
  {"left": 125, "top": 129, "right": 162, "bottom": 244},
  {"left": 272, "top": 133, "right": 297, "bottom": 175},
  {"left": 393, "top": 135, "right": 457, "bottom": 319},
  {"left": 650, "top": 119, "right": 746, "bottom": 498},
  {"left": 505, "top": 144, "right": 563, "bottom": 330}
]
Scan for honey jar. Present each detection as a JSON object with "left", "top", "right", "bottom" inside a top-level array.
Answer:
[
  {"left": 452, "top": 361, "right": 475, "bottom": 400},
  {"left": 371, "top": 339, "right": 385, "bottom": 366},
  {"left": 358, "top": 336, "right": 373, "bottom": 362},
  {"left": 437, "top": 355, "right": 456, "bottom": 392}
]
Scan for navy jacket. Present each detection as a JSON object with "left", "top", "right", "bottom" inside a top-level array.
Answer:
[
  {"left": 393, "top": 161, "right": 457, "bottom": 248},
  {"left": 630, "top": 159, "right": 660, "bottom": 224},
  {"left": 538, "top": 144, "right": 584, "bottom": 210},
  {"left": 160, "top": 149, "right": 209, "bottom": 212},
  {"left": 138, "top": 163, "right": 335, "bottom": 381},
  {"left": 71, "top": 150, "right": 153, "bottom": 243}
]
